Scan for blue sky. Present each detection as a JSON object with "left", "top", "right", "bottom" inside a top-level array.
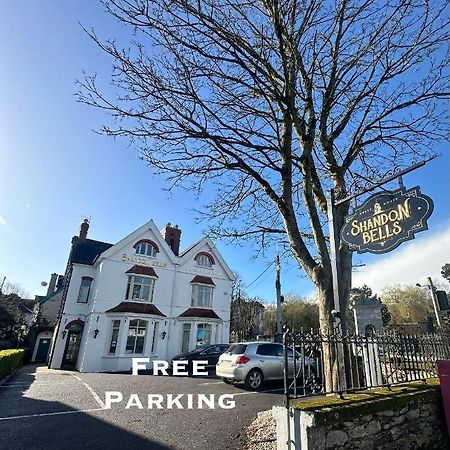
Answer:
[{"left": 0, "top": 2, "right": 449, "bottom": 301}]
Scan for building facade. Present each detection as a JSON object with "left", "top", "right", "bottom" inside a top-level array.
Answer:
[{"left": 49, "top": 219, "right": 234, "bottom": 372}]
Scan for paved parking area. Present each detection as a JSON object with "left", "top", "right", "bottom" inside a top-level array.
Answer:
[{"left": 0, "top": 365, "right": 284, "bottom": 450}]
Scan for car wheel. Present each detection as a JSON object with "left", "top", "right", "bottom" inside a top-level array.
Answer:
[
  {"left": 245, "top": 369, "right": 264, "bottom": 390},
  {"left": 222, "top": 377, "right": 233, "bottom": 385}
]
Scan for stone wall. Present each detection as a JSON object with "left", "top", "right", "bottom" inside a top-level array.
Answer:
[
  {"left": 274, "top": 381, "right": 448, "bottom": 450},
  {"left": 317, "top": 398, "right": 446, "bottom": 449}
]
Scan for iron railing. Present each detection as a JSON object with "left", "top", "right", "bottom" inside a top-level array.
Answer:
[{"left": 283, "top": 329, "right": 450, "bottom": 400}]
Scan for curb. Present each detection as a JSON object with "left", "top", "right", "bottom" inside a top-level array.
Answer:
[{"left": 0, "top": 369, "right": 19, "bottom": 387}]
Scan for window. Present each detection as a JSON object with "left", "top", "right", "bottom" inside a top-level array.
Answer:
[
  {"left": 126, "top": 275, "right": 155, "bottom": 302},
  {"left": 191, "top": 284, "right": 213, "bottom": 307},
  {"left": 256, "top": 343, "right": 283, "bottom": 357},
  {"left": 125, "top": 319, "right": 147, "bottom": 354},
  {"left": 151, "top": 321, "right": 159, "bottom": 353},
  {"left": 195, "top": 253, "right": 214, "bottom": 268},
  {"left": 109, "top": 320, "right": 121, "bottom": 354},
  {"left": 196, "top": 323, "right": 212, "bottom": 347},
  {"left": 77, "top": 277, "right": 93, "bottom": 303},
  {"left": 135, "top": 242, "right": 157, "bottom": 257},
  {"left": 181, "top": 323, "right": 191, "bottom": 353}
]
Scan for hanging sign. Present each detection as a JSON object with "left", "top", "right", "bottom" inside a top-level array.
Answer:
[{"left": 340, "top": 186, "right": 434, "bottom": 254}]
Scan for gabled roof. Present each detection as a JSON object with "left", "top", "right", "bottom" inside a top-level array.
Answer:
[
  {"left": 105, "top": 302, "right": 166, "bottom": 316},
  {"left": 178, "top": 308, "right": 221, "bottom": 320},
  {"left": 179, "top": 237, "right": 235, "bottom": 281},
  {"left": 98, "top": 219, "right": 178, "bottom": 265},
  {"left": 71, "top": 237, "right": 113, "bottom": 266}
]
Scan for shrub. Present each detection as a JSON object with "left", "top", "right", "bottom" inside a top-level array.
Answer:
[{"left": 0, "top": 349, "right": 25, "bottom": 379}]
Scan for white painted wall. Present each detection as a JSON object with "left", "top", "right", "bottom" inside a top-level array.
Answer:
[{"left": 50, "top": 225, "right": 233, "bottom": 373}]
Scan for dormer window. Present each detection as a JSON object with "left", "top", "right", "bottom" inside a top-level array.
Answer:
[
  {"left": 125, "top": 266, "right": 158, "bottom": 303},
  {"left": 190, "top": 276, "right": 215, "bottom": 308},
  {"left": 195, "top": 252, "right": 215, "bottom": 268},
  {"left": 133, "top": 239, "right": 159, "bottom": 257}
]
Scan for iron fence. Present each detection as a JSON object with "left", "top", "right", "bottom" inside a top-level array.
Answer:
[{"left": 283, "top": 329, "right": 450, "bottom": 400}]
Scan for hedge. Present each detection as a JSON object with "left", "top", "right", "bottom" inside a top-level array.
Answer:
[{"left": 0, "top": 349, "right": 25, "bottom": 380}]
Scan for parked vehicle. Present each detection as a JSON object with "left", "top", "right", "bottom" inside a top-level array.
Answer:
[
  {"left": 216, "top": 342, "right": 315, "bottom": 390},
  {"left": 171, "top": 344, "right": 230, "bottom": 374}
]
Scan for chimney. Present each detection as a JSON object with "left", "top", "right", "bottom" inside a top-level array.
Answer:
[
  {"left": 79, "top": 219, "right": 89, "bottom": 240},
  {"left": 47, "top": 273, "right": 58, "bottom": 296},
  {"left": 56, "top": 275, "right": 65, "bottom": 290},
  {"left": 162, "top": 223, "right": 182, "bottom": 256}
]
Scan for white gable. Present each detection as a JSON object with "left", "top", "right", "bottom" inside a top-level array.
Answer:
[
  {"left": 179, "top": 237, "right": 235, "bottom": 281},
  {"left": 95, "top": 219, "right": 179, "bottom": 265}
]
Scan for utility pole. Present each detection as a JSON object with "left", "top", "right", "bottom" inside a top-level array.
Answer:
[
  {"left": 427, "top": 277, "right": 442, "bottom": 328},
  {"left": 237, "top": 286, "right": 242, "bottom": 341},
  {"left": 275, "top": 254, "right": 282, "bottom": 342}
]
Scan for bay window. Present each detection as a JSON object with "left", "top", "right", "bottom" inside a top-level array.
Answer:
[
  {"left": 191, "top": 284, "right": 213, "bottom": 307},
  {"left": 108, "top": 320, "right": 121, "bottom": 354},
  {"left": 196, "top": 323, "right": 212, "bottom": 347},
  {"left": 126, "top": 275, "right": 155, "bottom": 302},
  {"left": 125, "top": 319, "right": 147, "bottom": 354}
]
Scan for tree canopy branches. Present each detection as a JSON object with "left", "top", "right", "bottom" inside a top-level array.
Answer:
[{"left": 78, "top": 0, "right": 449, "bottom": 331}]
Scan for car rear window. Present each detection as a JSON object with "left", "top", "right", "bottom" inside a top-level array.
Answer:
[{"left": 226, "top": 344, "right": 247, "bottom": 355}]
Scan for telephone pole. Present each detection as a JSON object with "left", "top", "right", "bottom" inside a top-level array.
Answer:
[{"left": 275, "top": 254, "right": 282, "bottom": 342}]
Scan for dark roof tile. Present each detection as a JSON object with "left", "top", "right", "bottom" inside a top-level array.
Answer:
[
  {"left": 105, "top": 302, "right": 166, "bottom": 316},
  {"left": 191, "top": 275, "right": 215, "bottom": 286},
  {"left": 125, "top": 265, "right": 158, "bottom": 277},
  {"left": 71, "top": 238, "right": 113, "bottom": 265},
  {"left": 178, "top": 308, "right": 221, "bottom": 319}
]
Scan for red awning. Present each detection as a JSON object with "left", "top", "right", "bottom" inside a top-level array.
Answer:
[
  {"left": 190, "top": 275, "right": 215, "bottom": 286},
  {"left": 125, "top": 265, "right": 158, "bottom": 277},
  {"left": 105, "top": 302, "right": 166, "bottom": 316},
  {"left": 178, "top": 308, "right": 221, "bottom": 319}
]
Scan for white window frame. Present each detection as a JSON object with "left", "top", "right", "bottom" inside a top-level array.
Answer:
[
  {"left": 136, "top": 242, "right": 157, "bottom": 257},
  {"left": 196, "top": 254, "right": 213, "bottom": 268},
  {"left": 126, "top": 275, "right": 156, "bottom": 302},
  {"left": 125, "top": 319, "right": 147, "bottom": 354},
  {"left": 191, "top": 283, "right": 213, "bottom": 308},
  {"left": 108, "top": 320, "right": 121, "bottom": 355},
  {"left": 77, "top": 277, "right": 92, "bottom": 303}
]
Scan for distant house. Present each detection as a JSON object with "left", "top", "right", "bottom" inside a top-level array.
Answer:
[
  {"left": 48, "top": 219, "right": 234, "bottom": 372},
  {"left": 29, "top": 274, "right": 64, "bottom": 362}
]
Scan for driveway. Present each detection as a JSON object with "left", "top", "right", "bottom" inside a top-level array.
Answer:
[{"left": 0, "top": 364, "right": 284, "bottom": 449}]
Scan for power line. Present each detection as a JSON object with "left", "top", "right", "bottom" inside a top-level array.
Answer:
[{"left": 245, "top": 261, "right": 275, "bottom": 289}]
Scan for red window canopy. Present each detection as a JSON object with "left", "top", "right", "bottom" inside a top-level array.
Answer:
[
  {"left": 190, "top": 275, "right": 215, "bottom": 286},
  {"left": 126, "top": 265, "right": 158, "bottom": 277},
  {"left": 106, "top": 302, "right": 166, "bottom": 316}
]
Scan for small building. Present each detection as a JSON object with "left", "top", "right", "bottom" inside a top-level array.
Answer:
[
  {"left": 29, "top": 273, "right": 64, "bottom": 362},
  {"left": 48, "top": 219, "right": 234, "bottom": 372}
]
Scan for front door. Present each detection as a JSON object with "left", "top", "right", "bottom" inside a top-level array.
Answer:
[
  {"left": 62, "top": 331, "right": 82, "bottom": 369},
  {"left": 35, "top": 338, "right": 51, "bottom": 362}
]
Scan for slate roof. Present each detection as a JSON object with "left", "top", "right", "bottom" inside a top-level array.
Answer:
[
  {"left": 178, "top": 307, "right": 221, "bottom": 319},
  {"left": 71, "top": 237, "right": 113, "bottom": 266},
  {"left": 190, "top": 275, "right": 215, "bottom": 286},
  {"left": 105, "top": 302, "right": 166, "bottom": 316}
]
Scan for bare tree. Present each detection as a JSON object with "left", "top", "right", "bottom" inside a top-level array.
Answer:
[{"left": 78, "top": 0, "right": 449, "bottom": 342}]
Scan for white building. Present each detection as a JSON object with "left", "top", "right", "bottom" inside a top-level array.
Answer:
[{"left": 49, "top": 219, "right": 234, "bottom": 372}]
